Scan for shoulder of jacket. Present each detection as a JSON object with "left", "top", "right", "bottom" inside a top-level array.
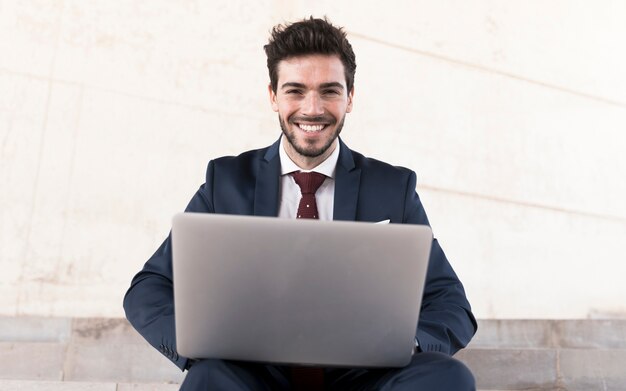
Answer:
[{"left": 350, "top": 148, "right": 415, "bottom": 178}]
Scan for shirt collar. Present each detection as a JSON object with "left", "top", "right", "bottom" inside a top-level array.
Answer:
[{"left": 279, "top": 136, "right": 339, "bottom": 179}]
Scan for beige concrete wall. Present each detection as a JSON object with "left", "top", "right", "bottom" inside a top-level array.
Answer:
[{"left": 1, "top": 0, "right": 625, "bottom": 319}]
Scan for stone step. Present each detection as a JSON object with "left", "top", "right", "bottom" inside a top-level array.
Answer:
[
  {"left": 0, "top": 317, "right": 186, "bottom": 384},
  {"left": 468, "top": 319, "right": 626, "bottom": 349},
  {"left": 3, "top": 317, "right": 625, "bottom": 348},
  {"left": 455, "top": 348, "right": 626, "bottom": 390},
  {"left": 0, "top": 380, "right": 179, "bottom": 390},
  {"left": 1, "top": 317, "right": 625, "bottom": 390},
  {"left": 0, "top": 341, "right": 185, "bottom": 384}
]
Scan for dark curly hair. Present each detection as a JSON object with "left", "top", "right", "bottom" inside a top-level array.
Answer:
[{"left": 264, "top": 17, "right": 356, "bottom": 93}]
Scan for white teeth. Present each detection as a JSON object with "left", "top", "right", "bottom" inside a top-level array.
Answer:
[{"left": 298, "top": 124, "right": 325, "bottom": 132}]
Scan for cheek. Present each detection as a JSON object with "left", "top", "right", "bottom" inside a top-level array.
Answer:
[
  {"left": 330, "top": 104, "right": 348, "bottom": 118},
  {"left": 279, "top": 102, "right": 299, "bottom": 118}
]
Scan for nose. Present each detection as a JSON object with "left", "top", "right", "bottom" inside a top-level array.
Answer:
[{"left": 302, "top": 92, "right": 324, "bottom": 116}]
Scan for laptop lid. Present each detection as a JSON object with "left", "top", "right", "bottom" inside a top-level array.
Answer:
[{"left": 172, "top": 213, "right": 432, "bottom": 367}]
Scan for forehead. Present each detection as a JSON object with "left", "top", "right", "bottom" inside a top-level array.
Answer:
[{"left": 277, "top": 54, "right": 346, "bottom": 86}]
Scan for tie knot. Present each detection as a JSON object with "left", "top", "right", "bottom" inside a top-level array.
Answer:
[{"left": 291, "top": 171, "right": 326, "bottom": 195}]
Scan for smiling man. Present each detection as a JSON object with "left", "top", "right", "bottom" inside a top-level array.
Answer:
[{"left": 124, "top": 17, "right": 477, "bottom": 390}]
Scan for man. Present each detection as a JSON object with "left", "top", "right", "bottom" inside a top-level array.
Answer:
[{"left": 124, "top": 17, "right": 477, "bottom": 390}]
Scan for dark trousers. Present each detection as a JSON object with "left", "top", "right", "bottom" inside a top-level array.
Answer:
[{"left": 180, "top": 352, "right": 475, "bottom": 390}]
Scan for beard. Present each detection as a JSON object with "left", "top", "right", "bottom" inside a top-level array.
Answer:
[{"left": 279, "top": 114, "right": 346, "bottom": 158}]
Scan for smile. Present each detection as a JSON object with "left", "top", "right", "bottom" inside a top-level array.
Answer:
[{"left": 296, "top": 123, "right": 328, "bottom": 132}]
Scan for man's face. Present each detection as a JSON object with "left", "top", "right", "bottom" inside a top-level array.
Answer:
[{"left": 269, "top": 54, "right": 353, "bottom": 164}]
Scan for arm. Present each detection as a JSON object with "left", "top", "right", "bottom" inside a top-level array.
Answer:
[
  {"left": 123, "top": 162, "right": 216, "bottom": 370},
  {"left": 403, "top": 171, "right": 477, "bottom": 355}
]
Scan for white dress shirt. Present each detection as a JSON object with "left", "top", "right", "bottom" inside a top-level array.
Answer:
[{"left": 277, "top": 137, "right": 340, "bottom": 220}]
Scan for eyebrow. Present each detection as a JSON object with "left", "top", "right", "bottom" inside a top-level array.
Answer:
[{"left": 280, "top": 82, "right": 345, "bottom": 90}]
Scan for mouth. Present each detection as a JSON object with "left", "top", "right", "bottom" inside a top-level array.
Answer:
[{"left": 294, "top": 123, "right": 330, "bottom": 133}]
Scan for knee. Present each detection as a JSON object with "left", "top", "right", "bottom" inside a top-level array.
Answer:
[
  {"left": 443, "top": 357, "right": 475, "bottom": 390},
  {"left": 408, "top": 352, "right": 475, "bottom": 390}
]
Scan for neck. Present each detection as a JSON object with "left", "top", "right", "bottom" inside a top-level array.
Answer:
[{"left": 283, "top": 138, "right": 338, "bottom": 170}]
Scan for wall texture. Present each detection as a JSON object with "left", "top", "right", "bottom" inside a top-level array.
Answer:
[{"left": 1, "top": 0, "right": 625, "bottom": 319}]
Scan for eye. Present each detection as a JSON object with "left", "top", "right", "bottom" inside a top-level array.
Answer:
[
  {"left": 323, "top": 89, "right": 340, "bottom": 96},
  {"left": 286, "top": 89, "right": 303, "bottom": 95}
]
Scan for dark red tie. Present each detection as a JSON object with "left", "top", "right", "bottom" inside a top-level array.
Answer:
[
  {"left": 291, "top": 171, "right": 326, "bottom": 220},
  {"left": 289, "top": 171, "right": 326, "bottom": 390}
]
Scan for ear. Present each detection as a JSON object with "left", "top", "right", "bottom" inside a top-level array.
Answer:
[
  {"left": 346, "top": 87, "right": 354, "bottom": 113},
  {"left": 268, "top": 84, "right": 279, "bottom": 112}
]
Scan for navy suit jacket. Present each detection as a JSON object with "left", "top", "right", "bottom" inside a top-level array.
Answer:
[{"left": 123, "top": 138, "right": 477, "bottom": 371}]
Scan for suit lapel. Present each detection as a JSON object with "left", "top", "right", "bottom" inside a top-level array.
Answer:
[
  {"left": 333, "top": 139, "right": 361, "bottom": 221},
  {"left": 253, "top": 139, "right": 281, "bottom": 217},
  {"left": 254, "top": 137, "right": 362, "bottom": 220}
]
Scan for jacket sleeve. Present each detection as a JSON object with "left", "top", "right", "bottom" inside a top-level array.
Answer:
[
  {"left": 402, "top": 171, "right": 477, "bottom": 355},
  {"left": 122, "top": 162, "right": 216, "bottom": 371}
]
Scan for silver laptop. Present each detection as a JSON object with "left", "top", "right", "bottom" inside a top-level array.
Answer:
[{"left": 172, "top": 213, "right": 432, "bottom": 367}]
